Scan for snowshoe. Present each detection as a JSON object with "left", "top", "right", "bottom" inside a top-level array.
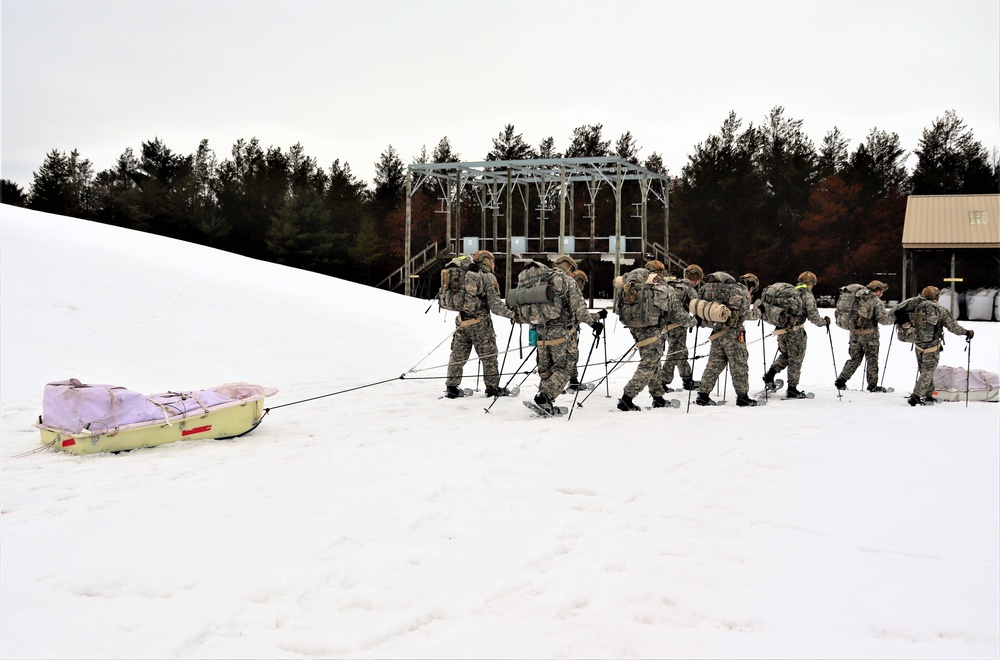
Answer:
[
  {"left": 523, "top": 399, "right": 567, "bottom": 417},
  {"left": 445, "top": 386, "right": 472, "bottom": 399},
  {"left": 617, "top": 395, "right": 641, "bottom": 412},
  {"left": 485, "top": 385, "right": 519, "bottom": 398},
  {"left": 785, "top": 386, "right": 809, "bottom": 400}
]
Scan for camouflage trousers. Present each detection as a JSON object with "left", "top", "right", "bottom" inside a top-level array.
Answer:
[
  {"left": 771, "top": 326, "right": 808, "bottom": 387},
  {"left": 659, "top": 325, "right": 693, "bottom": 385},
  {"left": 624, "top": 326, "right": 665, "bottom": 399},
  {"left": 698, "top": 327, "right": 750, "bottom": 397},
  {"left": 536, "top": 324, "right": 580, "bottom": 402},
  {"left": 446, "top": 316, "right": 501, "bottom": 389},
  {"left": 912, "top": 341, "right": 942, "bottom": 398},
  {"left": 839, "top": 331, "right": 881, "bottom": 389}
]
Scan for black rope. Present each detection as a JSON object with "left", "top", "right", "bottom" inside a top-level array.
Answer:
[{"left": 264, "top": 375, "right": 407, "bottom": 413}]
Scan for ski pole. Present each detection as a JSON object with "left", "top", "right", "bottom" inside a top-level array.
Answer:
[
  {"left": 500, "top": 321, "right": 515, "bottom": 379},
  {"left": 568, "top": 332, "right": 601, "bottom": 420},
  {"left": 965, "top": 335, "right": 972, "bottom": 408},
  {"left": 485, "top": 347, "right": 538, "bottom": 413},
  {"left": 827, "top": 324, "right": 841, "bottom": 402},
  {"left": 603, "top": 322, "right": 611, "bottom": 398},
  {"left": 685, "top": 324, "right": 700, "bottom": 412},
  {"left": 579, "top": 344, "right": 638, "bottom": 406},
  {"left": 880, "top": 328, "right": 894, "bottom": 389}
]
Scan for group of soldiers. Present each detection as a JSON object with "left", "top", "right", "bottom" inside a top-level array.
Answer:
[{"left": 440, "top": 250, "right": 975, "bottom": 415}]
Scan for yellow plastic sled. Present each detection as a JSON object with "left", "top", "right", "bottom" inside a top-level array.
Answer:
[{"left": 35, "top": 380, "right": 275, "bottom": 455}]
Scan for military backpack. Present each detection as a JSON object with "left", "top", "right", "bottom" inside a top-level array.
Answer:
[
  {"left": 759, "top": 282, "right": 804, "bottom": 328},
  {"left": 507, "top": 263, "right": 565, "bottom": 325},
  {"left": 834, "top": 283, "right": 869, "bottom": 331},
  {"left": 612, "top": 268, "right": 661, "bottom": 329},
  {"left": 893, "top": 296, "right": 942, "bottom": 344},
  {"left": 437, "top": 256, "right": 486, "bottom": 315}
]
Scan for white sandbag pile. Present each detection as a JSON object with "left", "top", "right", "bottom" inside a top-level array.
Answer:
[
  {"left": 964, "top": 287, "right": 998, "bottom": 321},
  {"left": 938, "top": 287, "right": 960, "bottom": 318},
  {"left": 932, "top": 365, "right": 1000, "bottom": 402}
]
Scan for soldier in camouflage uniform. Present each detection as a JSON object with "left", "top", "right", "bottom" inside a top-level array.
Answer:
[
  {"left": 616, "top": 265, "right": 696, "bottom": 411},
  {"left": 522, "top": 260, "right": 605, "bottom": 414},
  {"left": 444, "top": 250, "right": 515, "bottom": 398},
  {"left": 696, "top": 274, "right": 761, "bottom": 407},
  {"left": 656, "top": 262, "right": 702, "bottom": 392},
  {"left": 568, "top": 266, "right": 591, "bottom": 391},
  {"left": 834, "top": 280, "right": 894, "bottom": 392},
  {"left": 907, "top": 286, "right": 974, "bottom": 406},
  {"left": 762, "top": 271, "right": 831, "bottom": 399}
]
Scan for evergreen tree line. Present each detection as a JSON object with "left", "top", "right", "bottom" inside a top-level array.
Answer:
[{"left": 2, "top": 108, "right": 997, "bottom": 295}]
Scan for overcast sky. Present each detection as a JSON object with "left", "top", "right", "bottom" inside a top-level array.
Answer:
[{"left": 2, "top": 0, "right": 998, "bottom": 192}]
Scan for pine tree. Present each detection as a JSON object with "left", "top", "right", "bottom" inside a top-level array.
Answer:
[
  {"left": 1, "top": 179, "right": 28, "bottom": 206},
  {"left": 486, "top": 125, "right": 536, "bottom": 161},
  {"left": 911, "top": 110, "right": 997, "bottom": 194}
]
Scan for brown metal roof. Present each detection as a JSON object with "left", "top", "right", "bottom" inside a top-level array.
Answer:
[{"left": 902, "top": 194, "right": 1000, "bottom": 249}]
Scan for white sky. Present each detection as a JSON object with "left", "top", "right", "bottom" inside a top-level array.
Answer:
[
  {"left": 2, "top": 0, "right": 998, "bottom": 192},
  {"left": 2, "top": 205, "right": 999, "bottom": 657}
]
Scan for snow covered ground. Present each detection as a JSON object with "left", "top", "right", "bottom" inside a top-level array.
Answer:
[{"left": 1, "top": 205, "right": 998, "bottom": 659}]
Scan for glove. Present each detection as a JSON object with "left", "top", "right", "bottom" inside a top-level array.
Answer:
[
  {"left": 824, "top": 316, "right": 831, "bottom": 327},
  {"left": 592, "top": 321, "right": 604, "bottom": 336},
  {"left": 967, "top": 330, "right": 974, "bottom": 340},
  {"left": 597, "top": 309, "right": 608, "bottom": 320}
]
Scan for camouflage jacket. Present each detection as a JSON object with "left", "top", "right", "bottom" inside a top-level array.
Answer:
[
  {"left": 479, "top": 270, "right": 515, "bottom": 320},
  {"left": 795, "top": 285, "right": 827, "bottom": 327},
  {"left": 654, "top": 279, "right": 697, "bottom": 330},
  {"left": 554, "top": 268, "right": 600, "bottom": 327}
]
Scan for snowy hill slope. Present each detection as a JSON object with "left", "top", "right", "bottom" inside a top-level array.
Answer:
[{"left": 1, "top": 206, "right": 997, "bottom": 659}]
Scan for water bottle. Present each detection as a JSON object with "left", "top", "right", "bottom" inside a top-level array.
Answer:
[{"left": 529, "top": 328, "right": 537, "bottom": 346}]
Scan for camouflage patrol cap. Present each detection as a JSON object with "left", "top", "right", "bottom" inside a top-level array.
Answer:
[
  {"left": 644, "top": 260, "right": 666, "bottom": 274},
  {"left": 552, "top": 254, "right": 577, "bottom": 271},
  {"left": 472, "top": 249, "right": 495, "bottom": 263},
  {"left": 867, "top": 280, "right": 888, "bottom": 292},
  {"left": 798, "top": 271, "right": 818, "bottom": 286},
  {"left": 921, "top": 285, "right": 940, "bottom": 300},
  {"left": 684, "top": 264, "right": 704, "bottom": 281}
]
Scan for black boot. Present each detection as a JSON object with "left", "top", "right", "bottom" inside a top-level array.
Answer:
[
  {"left": 736, "top": 393, "right": 758, "bottom": 407},
  {"left": 867, "top": 385, "right": 887, "bottom": 393},
  {"left": 445, "top": 385, "right": 464, "bottom": 399},
  {"left": 785, "top": 385, "right": 807, "bottom": 399},
  {"left": 695, "top": 392, "right": 716, "bottom": 406},
  {"left": 534, "top": 392, "right": 554, "bottom": 413},
  {"left": 485, "top": 385, "right": 510, "bottom": 397},
  {"left": 567, "top": 376, "right": 582, "bottom": 391},
  {"left": 908, "top": 393, "right": 924, "bottom": 406},
  {"left": 651, "top": 395, "right": 669, "bottom": 408},
  {"left": 763, "top": 368, "right": 778, "bottom": 390},
  {"left": 923, "top": 395, "right": 937, "bottom": 405},
  {"left": 617, "top": 394, "right": 641, "bottom": 411},
  {"left": 682, "top": 378, "right": 699, "bottom": 391},
  {"left": 834, "top": 377, "right": 846, "bottom": 391}
]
